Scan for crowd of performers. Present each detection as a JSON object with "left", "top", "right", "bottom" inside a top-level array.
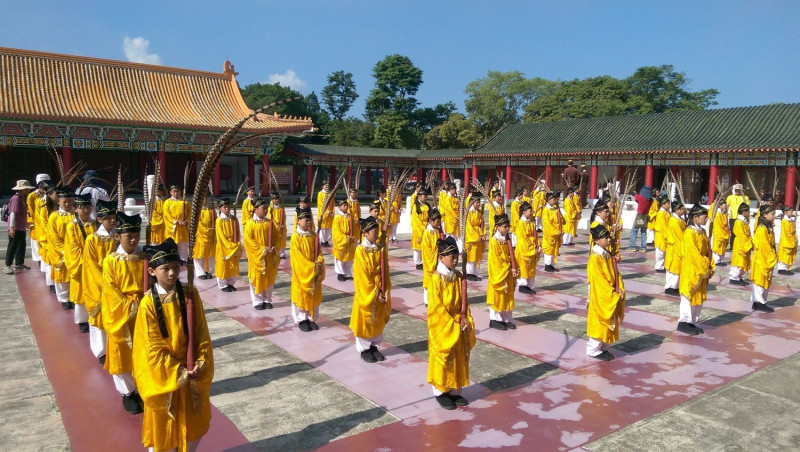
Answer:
[{"left": 17, "top": 164, "right": 799, "bottom": 441}]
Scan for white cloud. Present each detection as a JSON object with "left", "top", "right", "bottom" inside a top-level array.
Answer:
[
  {"left": 266, "top": 70, "right": 308, "bottom": 93},
  {"left": 122, "top": 36, "right": 162, "bottom": 65}
]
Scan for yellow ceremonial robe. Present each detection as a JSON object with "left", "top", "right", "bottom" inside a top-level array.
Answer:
[
  {"left": 385, "top": 194, "right": 401, "bottom": 225},
  {"left": 102, "top": 248, "right": 145, "bottom": 375},
  {"left": 163, "top": 198, "right": 190, "bottom": 244},
  {"left": 465, "top": 207, "right": 485, "bottom": 263},
  {"left": 442, "top": 194, "right": 460, "bottom": 236},
  {"left": 47, "top": 210, "right": 74, "bottom": 283},
  {"left": 36, "top": 203, "right": 52, "bottom": 265},
  {"left": 515, "top": 217, "right": 539, "bottom": 280},
  {"left": 347, "top": 198, "right": 361, "bottom": 221},
  {"left": 241, "top": 197, "right": 255, "bottom": 228},
  {"left": 289, "top": 229, "right": 325, "bottom": 319},
  {"left": 215, "top": 216, "right": 242, "bottom": 280},
  {"left": 653, "top": 209, "right": 670, "bottom": 251},
  {"left": 647, "top": 199, "right": 659, "bottom": 232},
  {"left": 509, "top": 198, "right": 523, "bottom": 234},
  {"left": 193, "top": 208, "right": 216, "bottom": 271},
  {"left": 349, "top": 242, "right": 392, "bottom": 339},
  {"left": 268, "top": 204, "right": 287, "bottom": 253},
  {"left": 563, "top": 195, "right": 578, "bottom": 236},
  {"left": 587, "top": 246, "right": 625, "bottom": 344},
  {"left": 65, "top": 219, "right": 96, "bottom": 304},
  {"left": 679, "top": 226, "right": 714, "bottom": 305},
  {"left": 486, "top": 202, "right": 505, "bottom": 234},
  {"left": 751, "top": 225, "right": 777, "bottom": 289},
  {"left": 243, "top": 218, "right": 278, "bottom": 293},
  {"left": 83, "top": 229, "right": 117, "bottom": 328},
  {"left": 731, "top": 218, "right": 753, "bottom": 272},
  {"left": 411, "top": 202, "right": 430, "bottom": 251},
  {"left": 541, "top": 205, "right": 563, "bottom": 261},
  {"left": 133, "top": 285, "right": 214, "bottom": 452},
  {"left": 333, "top": 212, "right": 359, "bottom": 262},
  {"left": 711, "top": 211, "right": 730, "bottom": 255},
  {"left": 292, "top": 210, "right": 316, "bottom": 233},
  {"left": 532, "top": 190, "right": 546, "bottom": 219},
  {"left": 150, "top": 198, "right": 166, "bottom": 245},
  {"left": 665, "top": 215, "right": 687, "bottom": 275},
  {"left": 427, "top": 267, "right": 475, "bottom": 393},
  {"left": 779, "top": 218, "right": 797, "bottom": 268},
  {"left": 422, "top": 227, "right": 442, "bottom": 290},
  {"left": 317, "top": 191, "right": 334, "bottom": 229},
  {"left": 26, "top": 192, "right": 40, "bottom": 239},
  {"left": 487, "top": 235, "right": 515, "bottom": 312}
]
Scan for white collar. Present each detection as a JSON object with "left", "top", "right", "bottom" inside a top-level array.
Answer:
[
  {"left": 786, "top": 215, "right": 796, "bottom": 223},
  {"left": 738, "top": 215, "right": 748, "bottom": 222},
  {"left": 521, "top": 216, "right": 531, "bottom": 223},
  {"left": 594, "top": 217, "right": 606, "bottom": 225},
  {"left": 493, "top": 230, "right": 506, "bottom": 241},
  {"left": 171, "top": 196, "right": 180, "bottom": 201},
  {"left": 660, "top": 207, "right": 669, "bottom": 212},
  {"left": 115, "top": 245, "right": 142, "bottom": 255},
  {"left": 296, "top": 225, "right": 310, "bottom": 234},
  {"left": 672, "top": 212, "right": 683, "bottom": 220},
  {"left": 219, "top": 211, "right": 229, "bottom": 219},
  {"left": 426, "top": 223, "right": 437, "bottom": 231},
  {"left": 336, "top": 209, "right": 348, "bottom": 217},
  {"left": 592, "top": 244, "right": 607, "bottom": 256},
  {"left": 155, "top": 282, "right": 168, "bottom": 295},
  {"left": 493, "top": 201, "right": 502, "bottom": 207},
  {"left": 58, "top": 207, "right": 69, "bottom": 214},
  {"left": 437, "top": 261, "right": 454, "bottom": 276},
  {"left": 361, "top": 238, "right": 377, "bottom": 248},
  {"left": 348, "top": 196, "right": 357, "bottom": 202},
  {"left": 97, "top": 224, "right": 111, "bottom": 236},
  {"left": 546, "top": 203, "right": 557, "bottom": 209}
]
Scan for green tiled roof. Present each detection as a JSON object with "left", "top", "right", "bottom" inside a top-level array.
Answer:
[
  {"left": 474, "top": 103, "right": 800, "bottom": 156},
  {"left": 286, "top": 143, "right": 420, "bottom": 159},
  {"left": 416, "top": 148, "right": 470, "bottom": 160}
]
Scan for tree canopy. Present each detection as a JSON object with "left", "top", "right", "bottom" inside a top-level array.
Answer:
[{"left": 321, "top": 71, "right": 358, "bottom": 122}]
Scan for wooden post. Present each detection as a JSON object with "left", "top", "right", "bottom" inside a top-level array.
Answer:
[
  {"left": 213, "top": 164, "right": 221, "bottom": 195},
  {"left": 330, "top": 166, "right": 336, "bottom": 187},
  {"left": 732, "top": 166, "right": 743, "bottom": 184},
  {"left": 785, "top": 166, "right": 797, "bottom": 206},
  {"left": 347, "top": 165, "right": 353, "bottom": 190},
  {"left": 383, "top": 166, "right": 388, "bottom": 187},
  {"left": 463, "top": 166, "right": 470, "bottom": 189},
  {"left": 616, "top": 165, "right": 624, "bottom": 182}
]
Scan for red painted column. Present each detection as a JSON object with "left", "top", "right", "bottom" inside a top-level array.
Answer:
[
  {"left": 645, "top": 165, "right": 654, "bottom": 187},
  {"left": 247, "top": 155, "right": 255, "bottom": 189},
  {"left": 463, "top": 167, "right": 470, "bottom": 189},
  {"left": 441, "top": 167, "right": 447, "bottom": 183},
  {"left": 471, "top": 164, "right": 478, "bottom": 183},
  {"left": 590, "top": 165, "right": 599, "bottom": 199},
  {"left": 330, "top": 166, "right": 337, "bottom": 187},
  {"left": 708, "top": 165, "right": 719, "bottom": 203},
  {"left": 616, "top": 165, "right": 624, "bottom": 182},
  {"left": 505, "top": 163, "right": 512, "bottom": 200},
  {"left": 785, "top": 166, "right": 797, "bottom": 206},
  {"left": 213, "top": 164, "right": 221, "bottom": 195},
  {"left": 545, "top": 164, "right": 553, "bottom": 188},
  {"left": 383, "top": 166, "right": 389, "bottom": 187},
  {"left": 531, "top": 166, "right": 538, "bottom": 190},
  {"left": 61, "top": 146, "right": 73, "bottom": 173},
  {"left": 157, "top": 149, "right": 166, "bottom": 180},
  {"left": 670, "top": 166, "right": 679, "bottom": 179},
  {"left": 261, "top": 155, "right": 270, "bottom": 195},
  {"left": 366, "top": 168, "right": 372, "bottom": 193},
  {"left": 347, "top": 166, "right": 353, "bottom": 190},
  {"left": 732, "top": 166, "right": 743, "bottom": 184},
  {"left": 306, "top": 163, "right": 313, "bottom": 196}
]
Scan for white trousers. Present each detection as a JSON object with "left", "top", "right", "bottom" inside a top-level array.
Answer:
[
  {"left": 149, "top": 440, "right": 199, "bottom": 452},
  {"left": 89, "top": 326, "right": 106, "bottom": 358},
  {"left": 713, "top": 252, "right": 724, "bottom": 264},
  {"left": 112, "top": 372, "right": 137, "bottom": 396},
  {"left": 586, "top": 337, "right": 606, "bottom": 357},
  {"left": 355, "top": 334, "right": 383, "bottom": 353},
  {"left": 291, "top": 303, "right": 319, "bottom": 323},
  {"left": 654, "top": 248, "right": 665, "bottom": 270},
  {"left": 536, "top": 217, "right": 543, "bottom": 230},
  {"left": 334, "top": 259, "right": 353, "bottom": 276},
  {"left": 678, "top": 295, "right": 702, "bottom": 323},
  {"left": 489, "top": 307, "right": 513, "bottom": 322},
  {"left": 31, "top": 239, "right": 41, "bottom": 262},
  {"left": 510, "top": 233, "right": 518, "bottom": 247},
  {"left": 389, "top": 223, "right": 398, "bottom": 241},
  {"left": 73, "top": 303, "right": 88, "bottom": 324},
  {"left": 562, "top": 233, "right": 573, "bottom": 245},
  {"left": 54, "top": 281, "right": 70, "bottom": 303},
  {"left": 544, "top": 254, "right": 555, "bottom": 266},
  {"left": 250, "top": 284, "right": 273, "bottom": 306},
  {"left": 43, "top": 263, "right": 53, "bottom": 285},
  {"left": 517, "top": 276, "right": 536, "bottom": 289},
  {"left": 177, "top": 242, "right": 189, "bottom": 262},
  {"left": 319, "top": 228, "right": 332, "bottom": 244},
  {"left": 194, "top": 257, "right": 215, "bottom": 277},
  {"left": 777, "top": 261, "right": 791, "bottom": 271},
  {"left": 751, "top": 284, "right": 769, "bottom": 304},
  {"left": 432, "top": 386, "right": 462, "bottom": 396},
  {"left": 413, "top": 249, "right": 422, "bottom": 265},
  {"left": 466, "top": 261, "right": 481, "bottom": 275},
  {"left": 729, "top": 266, "right": 742, "bottom": 281},
  {"left": 665, "top": 271, "right": 679, "bottom": 290},
  {"left": 646, "top": 229, "right": 655, "bottom": 244},
  {"left": 423, "top": 288, "right": 428, "bottom": 306},
  {"left": 217, "top": 276, "right": 238, "bottom": 289}
]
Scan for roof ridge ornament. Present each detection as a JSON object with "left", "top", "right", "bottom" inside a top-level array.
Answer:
[{"left": 223, "top": 60, "right": 239, "bottom": 77}]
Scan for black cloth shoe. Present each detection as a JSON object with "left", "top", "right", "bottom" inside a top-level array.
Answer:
[
  {"left": 122, "top": 394, "right": 143, "bottom": 414},
  {"left": 416, "top": 264, "right": 424, "bottom": 270},
  {"left": 716, "top": 262, "right": 728, "bottom": 267},
  {"left": 504, "top": 322, "right": 517, "bottom": 330},
  {"left": 544, "top": 265, "right": 555, "bottom": 272},
  {"left": 436, "top": 394, "right": 456, "bottom": 410},
  {"left": 299, "top": 320, "right": 312, "bottom": 332},
  {"left": 221, "top": 285, "right": 233, "bottom": 292},
  {"left": 254, "top": 302, "right": 267, "bottom": 310},
  {"left": 449, "top": 394, "right": 469, "bottom": 406},
  {"left": 49, "top": 285, "right": 55, "bottom": 293},
  {"left": 688, "top": 323, "right": 704, "bottom": 334},
  {"left": 263, "top": 302, "right": 273, "bottom": 310},
  {"left": 591, "top": 350, "right": 615, "bottom": 361},
  {"left": 778, "top": 269, "right": 794, "bottom": 275},
  {"left": 361, "top": 349, "right": 377, "bottom": 363},
  {"left": 280, "top": 255, "right": 287, "bottom": 260},
  {"left": 61, "top": 302, "right": 70, "bottom": 310},
  {"left": 78, "top": 322, "right": 89, "bottom": 333},
  {"left": 519, "top": 286, "right": 535, "bottom": 295},
  {"left": 98, "top": 355, "right": 106, "bottom": 366},
  {"left": 655, "top": 268, "right": 666, "bottom": 273},
  {"left": 227, "top": 285, "right": 238, "bottom": 292},
  {"left": 752, "top": 302, "right": 775, "bottom": 313},
  {"left": 131, "top": 391, "right": 145, "bottom": 411},
  {"left": 489, "top": 320, "right": 507, "bottom": 330},
  {"left": 337, "top": 274, "right": 346, "bottom": 281},
  {"left": 370, "top": 345, "right": 386, "bottom": 361},
  {"left": 198, "top": 273, "right": 211, "bottom": 280},
  {"left": 729, "top": 279, "right": 748, "bottom": 286},
  {"left": 309, "top": 321, "right": 319, "bottom": 330},
  {"left": 664, "top": 288, "right": 680, "bottom": 296},
  {"left": 67, "top": 301, "right": 75, "bottom": 310},
  {"left": 677, "top": 321, "right": 701, "bottom": 335}
]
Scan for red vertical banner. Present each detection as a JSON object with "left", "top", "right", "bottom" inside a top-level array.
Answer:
[
  {"left": 471, "top": 164, "right": 478, "bottom": 184},
  {"left": 708, "top": 165, "right": 719, "bottom": 203},
  {"left": 441, "top": 167, "right": 447, "bottom": 183},
  {"left": 463, "top": 167, "right": 470, "bottom": 189},
  {"left": 732, "top": 166, "right": 743, "bottom": 184}
]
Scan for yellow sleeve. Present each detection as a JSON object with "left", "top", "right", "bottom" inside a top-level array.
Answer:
[
  {"left": 64, "top": 222, "right": 84, "bottom": 279},
  {"left": 488, "top": 238, "right": 510, "bottom": 289}
]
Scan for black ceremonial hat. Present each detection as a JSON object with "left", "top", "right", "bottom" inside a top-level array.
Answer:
[
  {"left": 217, "top": 198, "right": 232, "bottom": 207},
  {"left": 253, "top": 198, "right": 269, "bottom": 208},
  {"left": 519, "top": 201, "right": 533, "bottom": 215},
  {"left": 74, "top": 193, "right": 92, "bottom": 206},
  {"left": 494, "top": 213, "right": 510, "bottom": 227},
  {"left": 143, "top": 238, "right": 180, "bottom": 268},
  {"left": 546, "top": 191, "right": 559, "bottom": 201},
  {"left": 688, "top": 203, "right": 708, "bottom": 217},
  {"left": 95, "top": 200, "right": 116, "bottom": 218},
  {"left": 593, "top": 200, "right": 609, "bottom": 212},
  {"left": 590, "top": 224, "right": 611, "bottom": 240},
  {"left": 55, "top": 186, "right": 73, "bottom": 198},
  {"left": 737, "top": 202, "right": 750, "bottom": 214},
  {"left": 298, "top": 195, "right": 310, "bottom": 203},
  {"left": 437, "top": 236, "right": 459, "bottom": 257},
  {"left": 359, "top": 215, "right": 379, "bottom": 232},
  {"left": 428, "top": 208, "right": 442, "bottom": 221},
  {"left": 296, "top": 206, "right": 312, "bottom": 220},
  {"left": 671, "top": 200, "right": 684, "bottom": 211},
  {"left": 759, "top": 204, "right": 776, "bottom": 216},
  {"left": 115, "top": 211, "right": 142, "bottom": 234}
]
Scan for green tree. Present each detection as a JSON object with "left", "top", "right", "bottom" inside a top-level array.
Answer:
[
  {"left": 299, "top": 92, "right": 330, "bottom": 144},
  {"left": 524, "top": 76, "right": 631, "bottom": 122},
  {"left": 464, "top": 71, "right": 559, "bottom": 137},
  {"left": 626, "top": 65, "right": 719, "bottom": 114},
  {"left": 321, "top": 71, "right": 359, "bottom": 122},
  {"left": 371, "top": 112, "right": 411, "bottom": 149},
  {"left": 328, "top": 118, "right": 375, "bottom": 147},
  {"left": 240, "top": 82, "right": 309, "bottom": 117},
  {"left": 365, "top": 54, "right": 423, "bottom": 122},
  {"left": 424, "top": 113, "right": 483, "bottom": 149}
]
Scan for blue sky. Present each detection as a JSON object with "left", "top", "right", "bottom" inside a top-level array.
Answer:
[{"left": 2, "top": 1, "right": 798, "bottom": 116}]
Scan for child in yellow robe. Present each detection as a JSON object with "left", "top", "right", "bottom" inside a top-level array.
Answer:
[
  {"left": 193, "top": 199, "right": 216, "bottom": 280},
  {"left": 149, "top": 185, "right": 166, "bottom": 245},
  {"left": 163, "top": 185, "right": 190, "bottom": 263},
  {"left": 244, "top": 198, "right": 278, "bottom": 310},
  {"left": 653, "top": 196, "right": 671, "bottom": 272},
  {"left": 751, "top": 205, "right": 778, "bottom": 313},
  {"left": 487, "top": 214, "right": 519, "bottom": 330},
  {"left": 368, "top": 202, "right": 386, "bottom": 246},
  {"left": 28, "top": 176, "right": 49, "bottom": 263},
  {"left": 678, "top": 204, "right": 714, "bottom": 335},
  {"left": 65, "top": 194, "right": 95, "bottom": 332},
  {"left": 102, "top": 211, "right": 145, "bottom": 414},
  {"left": 664, "top": 200, "right": 687, "bottom": 296},
  {"left": 486, "top": 189, "right": 505, "bottom": 235},
  {"left": 711, "top": 199, "right": 730, "bottom": 266},
  {"left": 241, "top": 187, "right": 257, "bottom": 228},
  {"left": 350, "top": 216, "right": 392, "bottom": 363},
  {"left": 562, "top": 187, "right": 579, "bottom": 246},
  {"left": 509, "top": 188, "right": 525, "bottom": 246},
  {"left": 515, "top": 201, "right": 540, "bottom": 295},
  {"left": 292, "top": 196, "right": 316, "bottom": 233},
  {"left": 347, "top": 187, "right": 361, "bottom": 221},
  {"left": 442, "top": 183, "right": 460, "bottom": 239},
  {"left": 532, "top": 182, "right": 546, "bottom": 230},
  {"left": 729, "top": 203, "right": 752, "bottom": 286},
  {"left": 411, "top": 189, "right": 431, "bottom": 268},
  {"left": 422, "top": 208, "right": 444, "bottom": 306},
  {"left": 215, "top": 198, "right": 242, "bottom": 292},
  {"left": 83, "top": 200, "right": 117, "bottom": 364},
  {"left": 427, "top": 236, "right": 475, "bottom": 410},
  {"left": 333, "top": 200, "right": 359, "bottom": 281},
  {"left": 317, "top": 182, "right": 334, "bottom": 247},
  {"left": 269, "top": 193, "right": 288, "bottom": 259},
  {"left": 290, "top": 207, "right": 325, "bottom": 331},
  {"left": 586, "top": 224, "right": 625, "bottom": 360},
  {"left": 542, "top": 192, "right": 564, "bottom": 272},
  {"left": 386, "top": 185, "right": 402, "bottom": 243},
  {"left": 39, "top": 184, "right": 58, "bottom": 288},
  {"left": 646, "top": 188, "right": 661, "bottom": 245},
  {"left": 464, "top": 193, "right": 485, "bottom": 281},
  {"left": 777, "top": 205, "right": 797, "bottom": 275},
  {"left": 134, "top": 238, "right": 214, "bottom": 452},
  {"left": 49, "top": 186, "right": 75, "bottom": 309}
]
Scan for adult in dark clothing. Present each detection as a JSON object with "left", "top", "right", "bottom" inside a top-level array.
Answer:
[
  {"left": 4, "top": 180, "right": 35, "bottom": 274},
  {"left": 562, "top": 160, "right": 580, "bottom": 189},
  {"left": 75, "top": 169, "right": 108, "bottom": 220},
  {"left": 578, "top": 165, "right": 589, "bottom": 206}
]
